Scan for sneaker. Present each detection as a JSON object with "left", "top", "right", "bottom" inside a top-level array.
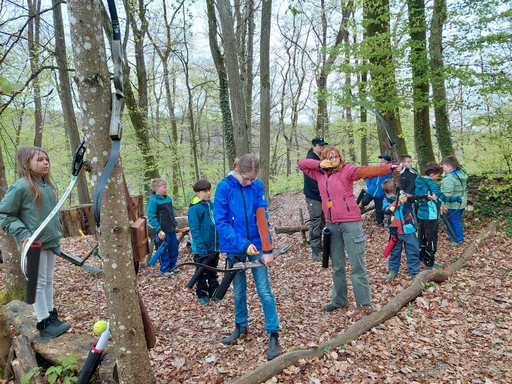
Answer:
[
  {"left": 170, "top": 268, "right": 182, "bottom": 276},
  {"left": 160, "top": 271, "right": 172, "bottom": 277},
  {"left": 323, "top": 303, "right": 344, "bottom": 312},
  {"left": 383, "top": 270, "right": 398, "bottom": 281},
  {"left": 36, "top": 317, "right": 70, "bottom": 339},
  {"left": 424, "top": 263, "right": 443, "bottom": 270},
  {"left": 197, "top": 297, "right": 209, "bottom": 305},
  {"left": 448, "top": 241, "right": 463, "bottom": 247},
  {"left": 312, "top": 249, "right": 321, "bottom": 262}
]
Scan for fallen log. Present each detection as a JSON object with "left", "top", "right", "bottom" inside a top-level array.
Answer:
[
  {"left": 10, "top": 335, "right": 44, "bottom": 384},
  {"left": 1, "top": 300, "right": 117, "bottom": 383},
  {"left": 228, "top": 221, "right": 498, "bottom": 384}
]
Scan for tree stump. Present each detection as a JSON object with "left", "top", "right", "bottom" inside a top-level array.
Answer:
[
  {"left": 0, "top": 300, "right": 117, "bottom": 383},
  {"left": 59, "top": 204, "right": 95, "bottom": 237}
]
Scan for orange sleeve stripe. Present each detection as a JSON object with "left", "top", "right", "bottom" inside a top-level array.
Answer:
[{"left": 256, "top": 207, "right": 272, "bottom": 252}]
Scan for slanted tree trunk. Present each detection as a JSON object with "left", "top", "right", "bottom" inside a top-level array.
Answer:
[
  {"left": 407, "top": 0, "right": 435, "bottom": 169},
  {"left": 67, "top": 1, "right": 154, "bottom": 382},
  {"left": 51, "top": 0, "right": 90, "bottom": 205},
  {"left": 429, "top": 0, "right": 453, "bottom": 158}
]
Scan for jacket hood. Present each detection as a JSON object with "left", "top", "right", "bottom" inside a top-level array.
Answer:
[
  {"left": 445, "top": 168, "right": 468, "bottom": 181},
  {"left": 190, "top": 195, "right": 204, "bottom": 206}
]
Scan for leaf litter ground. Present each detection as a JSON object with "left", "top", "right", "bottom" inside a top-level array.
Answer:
[{"left": 1, "top": 191, "right": 511, "bottom": 383}]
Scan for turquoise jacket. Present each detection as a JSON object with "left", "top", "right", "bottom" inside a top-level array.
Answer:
[
  {"left": 0, "top": 177, "right": 61, "bottom": 250},
  {"left": 415, "top": 176, "right": 461, "bottom": 220},
  {"left": 146, "top": 192, "right": 178, "bottom": 234},
  {"left": 441, "top": 168, "right": 468, "bottom": 210},
  {"left": 188, "top": 196, "right": 218, "bottom": 256}
]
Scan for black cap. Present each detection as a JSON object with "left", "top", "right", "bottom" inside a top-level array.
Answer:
[
  {"left": 379, "top": 154, "right": 392, "bottom": 162},
  {"left": 312, "top": 137, "right": 328, "bottom": 146}
]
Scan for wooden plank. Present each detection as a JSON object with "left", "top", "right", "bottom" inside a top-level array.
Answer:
[{"left": 12, "top": 335, "right": 44, "bottom": 384}]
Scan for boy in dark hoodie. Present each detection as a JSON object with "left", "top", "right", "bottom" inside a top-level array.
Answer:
[{"left": 188, "top": 178, "right": 219, "bottom": 305}]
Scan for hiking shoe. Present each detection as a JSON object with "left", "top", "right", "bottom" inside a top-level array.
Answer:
[
  {"left": 36, "top": 317, "right": 70, "bottom": 339},
  {"left": 384, "top": 270, "right": 398, "bottom": 281},
  {"left": 312, "top": 249, "right": 321, "bottom": 262},
  {"left": 323, "top": 303, "right": 344, "bottom": 312},
  {"left": 197, "top": 297, "right": 209, "bottom": 305},
  {"left": 49, "top": 308, "right": 62, "bottom": 326},
  {"left": 448, "top": 241, "right": 463, "bottom": 247},
  {"left": 424, "top": 263, "right": 443, "bottom": 270}
]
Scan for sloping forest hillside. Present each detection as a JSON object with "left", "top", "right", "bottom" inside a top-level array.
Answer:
[{"left": 1, "top": 188, "right": 510, "bottom": 384}]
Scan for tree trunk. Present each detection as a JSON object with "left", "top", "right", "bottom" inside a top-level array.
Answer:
[
  {"left": 207, "top": 0, "right": 236, "bottom": 167},
  {"left": 216, "top": 0, "right": 250, "bottom": 156},
  {"left": 244, "top": 0, "right": 255, "bottom": 148},
  {"left": 407, "top": 0, "right": 435, "bottom": 169},
  {"left": 429, "top": 0, "right": 454, "bottom": 158},
  {"left": 52, "top": 0, "right": 90, "bottom": 205},
  {"left": 363, "top": 0, "right": 407, "bottom": 158},
  {"left": 67, "top": 1, "right": 154, "bottom": 383},
  {"left": 27, "top": 0, "right": 43, "bottom": 148},
  {"left": 259, "top": 0, "right": 272, "bottom": 197}
]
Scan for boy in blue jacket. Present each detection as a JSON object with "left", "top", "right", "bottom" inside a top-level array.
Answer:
[
  {"left": 415, "top": 163, "right": 463, "bottom": 270},
  {"left": 188, "top": 178, "right": 219, "bottom": 305},
  {"left": 147, "top": 178, "right": 180, "bottom": 277}
]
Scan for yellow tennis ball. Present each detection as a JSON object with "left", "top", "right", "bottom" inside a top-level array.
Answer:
[{"left": 93, "top": 320, "right": 108, "bottom": 334}]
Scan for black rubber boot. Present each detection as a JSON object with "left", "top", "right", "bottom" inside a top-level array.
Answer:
[
  {"left": 267, "top": 332, "right": 280, "bottom": 360},
  {"left": 49, "top": 308, "right": 62, "bottom": 326},
  {"left": 222, "top": 323, "right": 247, "bottom": 345},
  {"left": 36, "top": 316, "right": 70, "bottom": 339}
]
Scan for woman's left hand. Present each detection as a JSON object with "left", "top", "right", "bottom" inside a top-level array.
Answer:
[{"left": 262, "top": 253, "right": 274, "bottom": 266}]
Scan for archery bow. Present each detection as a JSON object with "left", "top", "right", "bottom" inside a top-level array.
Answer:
[
  {"left": 169, "top": 244, "right": 293, "bottom": 274},
  {"left": 20, "top": 140, "right": 86, "bottom": 278},
  {"left": 92, "top": 0, "right": 124, "bottom": 228}
]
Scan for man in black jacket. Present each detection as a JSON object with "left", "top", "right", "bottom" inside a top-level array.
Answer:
[{"left": 303, "top": 137, "right": 327, "bottom": 261}]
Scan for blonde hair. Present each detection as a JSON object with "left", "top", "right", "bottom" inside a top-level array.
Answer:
[
  {"left": 16, "top": 147, "right": 57, "bottom": 210},
  {"left": 320, "top": 146, "right": 345, "bottom": 173},
  {"left": 150, "top": 178, "right": 167, "bottom": 191},
  {"left": 233, "top": 154, "right": 260, "bottom": 174},
  {"left": 382, "top": 179, "right": 395, "bottom": 194}
]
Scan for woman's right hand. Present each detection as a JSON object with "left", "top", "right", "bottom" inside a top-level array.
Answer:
[{"left": 320, "top": 160, "right": 338, "bottom": 169}]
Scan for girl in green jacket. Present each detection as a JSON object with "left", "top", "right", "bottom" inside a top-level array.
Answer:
[{"left": 0, "top": 147, "right": 70, "bottom": 338}]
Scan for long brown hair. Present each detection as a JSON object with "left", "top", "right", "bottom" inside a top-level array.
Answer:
[
  {"left": 320, "top": 146, "right": 345, "bottom": 173},
  {"left": 17, "top": 147, "right": 57, "bottom": 210},
  {"left": 233, "top": 154, "right": 260, "bottom": 174}
]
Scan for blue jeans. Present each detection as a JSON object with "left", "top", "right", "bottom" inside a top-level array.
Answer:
[
  {"left": 446, "top": 208, "right": 464, "bottom": 243},
  {"left": 327, "top": 221, "right": 372, "bottom": 307},
  {"left": 228, "top": 252, "right": 280, "bottom": 334},
  {"left": 388, "top": 233, "right": 420, "bottom": 276},
  {"left": 154, "top": 232, "right": 179, "bottom": 273}
]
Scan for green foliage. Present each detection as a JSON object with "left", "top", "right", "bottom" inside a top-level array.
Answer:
[
  {"left": 23, "top": 355, "right": 79, "bottom": 384},
  {"left": 269, "top": 172, "right": 303, "bottom": 196}
]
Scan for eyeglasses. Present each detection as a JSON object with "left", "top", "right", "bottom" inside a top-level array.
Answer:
[
  {"left": 328, "top": 155, "right": 339, "bottom": 161},
  {"left": 240, "top": 173, "right": 257, "bottom": 183}
]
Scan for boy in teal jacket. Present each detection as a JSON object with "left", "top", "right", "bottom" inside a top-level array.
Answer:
[
  {"left": 188, "top": 178, "right": 219, "bottom": 305},
  {"left": 440, "top": 156, "right": 468, "bottom": 246}
]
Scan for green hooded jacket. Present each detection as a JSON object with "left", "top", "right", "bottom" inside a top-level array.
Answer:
[
  {"left": 441, "top": 168, "right": 468, "bottom": 210},
  {"left": 0, "top": 177, "right": 62, "bottom": 250}
]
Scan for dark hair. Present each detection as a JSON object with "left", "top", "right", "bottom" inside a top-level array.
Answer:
[
  {"left": 382, "top": 179, "right": 395, "bottom": 194},
  {"left": 424, "top": 162, "right": 443, "bottom": 176},
  {"left": 440, "top": 155, "right": 459, "bottom": 170},
  {"left": 233, "top": 154, "right": 259, "bottom": 174},
  {"left": 193, "top": 178, "right": 211, "bottom": 192},
  {"left": 400, "top": 154, "right": 412, "bottom": 162}
]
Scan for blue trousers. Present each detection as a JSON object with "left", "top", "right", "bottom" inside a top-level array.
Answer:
[
  {"left": 154, "top": 232, "right": 179, "bottom": 273},
  {"left": 446, "top": 208, "right": 465, "bottom": 243},
  {"left": 228, "top": 252, "right": 280, "bottom": 334},
  {"left": 388, "top": 233, "right": 420, "bottom": 276}
]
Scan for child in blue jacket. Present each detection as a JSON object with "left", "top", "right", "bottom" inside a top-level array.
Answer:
[
  {"left": 147, "top": 178, "right": 180, "bottom": 277},
  {"left": 188, "top": 178, "right": 219, "bottom": 305},
  {"left": 415, "top": 163, "right": 463, "bottom": 270}
]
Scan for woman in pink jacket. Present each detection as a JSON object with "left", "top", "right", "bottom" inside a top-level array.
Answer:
[{"left": 298, "top": 146, "right": 401, "bottom": 312}]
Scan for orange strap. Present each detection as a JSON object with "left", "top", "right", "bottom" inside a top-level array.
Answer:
[{"left": 256, "top": 208, "right": 272, "bottom": 253}]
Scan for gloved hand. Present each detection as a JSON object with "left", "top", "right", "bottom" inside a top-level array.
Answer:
[
  {"left": 320, "top": 160, "right": 338, "bottom": 169},
  {"left": 246, "top": 244, "right": 259, "bottom": 255},
  {"left": 158, "top": 231, "right": 166, "bottom": 240},
  {"left": 399, "top": 195, "right": 408, "bottom": 203}
]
